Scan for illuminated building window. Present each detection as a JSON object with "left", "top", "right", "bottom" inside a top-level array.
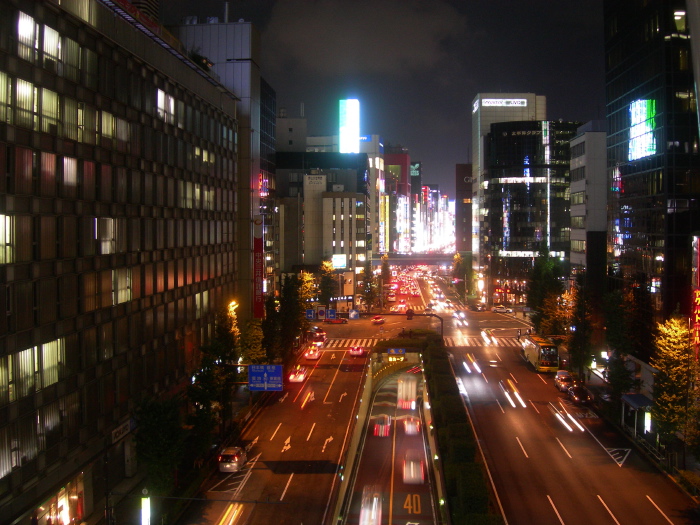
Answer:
[
  {"left": 15, "top": 78, "right": 36, "bottom": 129},
  {"left": 41, "top": 88, "right": 59, "bottom": 134},
  {"left": 112, "top": 268, "right": 132, "bottom": 305},
  {"left": 0, "top": 214, "right": 14, "bottom": 264},
  {"left": 17, "top": 12, "right": 38, "bottom": 63},
  {"left": 157, "top": 88, "right": 176, "bottom": 124}
]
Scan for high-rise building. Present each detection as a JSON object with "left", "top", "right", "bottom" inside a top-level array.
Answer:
[
  {"left": 471, "top": 94, "right": 547, "bottom": 279},
  {"left": 171, "top": 16, "right": 277, "bottom": 321},
  {"left": 484, "top": 120, "right": 580, "bottom": 305},
  {"left": 605, "top": 1, "right": 700, "bottom": 318},
  {"left": 0, "top": 1, "right": 239, "bottom": 523}
]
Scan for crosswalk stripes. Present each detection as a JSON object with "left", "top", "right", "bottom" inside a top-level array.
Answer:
[{"left": 325, "top": 337, "right": 524, "bottom": 348}]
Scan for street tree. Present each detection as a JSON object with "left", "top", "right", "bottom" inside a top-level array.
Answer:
[
  {"left": 359, "top": 258, "right": 378, "bottom": 311},
  {"left": 261, "top": 294, "right": 281, "bottom": 362},
  {"left": 279, "top": 274, "right": 306, "bottom": 361},
  {"left": 240, "top": 318, "right": 266, "bottom": 364},
  {"left": 526, "top": 253, "right": 564, "bottom": 332},
  {"left": 567, "top": 282, "right": 593, "bottom": 378},
  {"left": 318, "top": 259, "right": 336, "bottom": 307},
  {"left": 135, "top": 397, "right": 186, "bottom": 495},
  {"left": 603, "top": 289, "right": 630, "bottom": 355},
  {"left": 627, "top": 275, "right": 656, "bottom": 362},
  {"left": 650, "top": 317, "right": 695, "bottom": 445},
  {"left": 605, "top": 351, "right": 640, "bottom": 403},
  {"left": 381, "top": 254, "right": 391, "bottom": 286},
  {"left": 452, "top": 253, "right": 467, "bottom": 299},
  {"left": 299, "top": 271, "right": 316, "bottom": 304}
]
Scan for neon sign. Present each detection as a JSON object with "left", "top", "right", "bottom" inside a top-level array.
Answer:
[{"left": 628, "top": 99, "right": 657, "bottom": 161}]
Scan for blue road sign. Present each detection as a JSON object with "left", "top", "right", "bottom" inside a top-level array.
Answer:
[
  {"left": 306, "top": 309, "right": 315, "bottom": 320},
  {"left": 327, "top": 309, "right": 337, "bottom": 319},
  {"left": 248, "top": 365, "right": 283, "bottom": 391},
  {"left": 387, "top": 348, "right": 406, "bottom": 355},
  {"left": 348, "top": 309, "right": 359, "bottom": 319}
]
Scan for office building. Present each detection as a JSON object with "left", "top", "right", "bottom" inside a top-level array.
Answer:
[
  {"left": 605, "top": 1, "right": 700, "bottom": 318},
  {"left": 483, "top": 120, "right": 580, "bottom": 305},
  {"left": 471, "top": 93, "right": 547, "bottom": 280},
  {"left": 171, "top": 16, "right": 277, "bottom": 321},
  {"left": 0, "top": 1, "right": 238, "bottom": 523}
]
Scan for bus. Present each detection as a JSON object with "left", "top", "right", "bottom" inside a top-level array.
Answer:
[{"left": 521, "top": 335, "right": 559, "bottom": 372}]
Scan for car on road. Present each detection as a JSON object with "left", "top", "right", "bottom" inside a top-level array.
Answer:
[
  {"left": 403, "top": 416, "right": 421, "bottom": 435},
  {"left": 218, "top": 446, "right": 247, "bottom": 473},
  {"left": 288, "top": 365, "right": 308, "bottom": 383},
  {"left": 403, "top": 449, "right": 425, "bottom": 485},
  {"left": 499, "top": 379, "right": 527, "bottom": 408},
  {"left": 349, "top": 346, "right": 366, "bottom": 356},
  {"left": 481, "top": 329, "right": 497, "bottom": 345},
  {"left": 304, "top": 347, "right": 321, "bottom": 360},
  {"left": 470, "top": 303, "right": 486, "bottom": 311},
  {"left": 554, "top": 370, "right": 574, "bottom": 392},
  {"left": 567, "top": 384, "right": 593, "bottom": 404},
  {"left": 491, "top": 305, "right": 514, "bottom": 313},
  {"left": 387, "top": 294, "right": 397, "bottom": 302},
  {"left": 324, "top": 317, "right": 347, "bottom": 324},
  {"left": 371, "top": 315, "right": 385, "bottom": 325},
  {"left": 373, "top": 414, "right": 392, "bottom": 437},
  {"left": 359, "top": 486, "right": 382, "bottom": 525}
]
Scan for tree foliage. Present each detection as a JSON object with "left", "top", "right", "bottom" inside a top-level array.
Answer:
[
  {"left": 279, "top": 274, "right": 306, "bottom": 362},
  {"left": 605, "top": 351, "right": 640, "bottom": 402},
  {"left": 359, "top": 258, "right": 378, "bottom": 311},
  {"left": 567, "top": 283, "right": 593, "bottom": 378},
  {"left": 318, "top": 259, "right": 336, "bottom": 307},
  {"left": 135, "top": 398, "right": 186, "bottom": 495},
  {"left": 650, "top": 317, "right": 695, "bottom": 443},
  {"left": 261, "top": 294, "right": 281, "bottom": 363},
  {"left": 626, "top": 276, "right": 656, "bottom": 362},
  {"left": 240, "top": 318, "right": 266, "bottom": 364},
  {"left": 526, "top": 254, "right": 564, "bottom": 332},
  {"left": 452, "top": 253, "right": 467, "bottom": 298},
  {"left": 381, "top": 254, "right": 391, "bottom": 286},
  {"left": 603, "top": 290, "right": 630, "bottom": 355}
]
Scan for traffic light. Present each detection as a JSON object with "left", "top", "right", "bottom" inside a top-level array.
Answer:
[{"left": 406, "top": 308, "right": 414, "bottom": 320}]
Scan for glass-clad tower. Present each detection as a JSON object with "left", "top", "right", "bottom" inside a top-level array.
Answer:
[
  {"left": 484, "top": 120, "right": 580, "bottom": 305},
  {"left": 605, "top": 1, "right": 700, "bottom": 318}
]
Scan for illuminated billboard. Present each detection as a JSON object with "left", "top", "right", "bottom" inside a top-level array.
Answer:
[
  {"left": 339, "top": 99, "right": 360, "bottom": 153},
  {"left": 628, "top": 99, "right": 657, "bottom": 161},
  {"left": 332, "top": 254, "right": 347, "bottom": 269}
]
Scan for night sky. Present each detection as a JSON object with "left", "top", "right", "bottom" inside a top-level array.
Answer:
[{"left": 162, "top": 0, "right": 606, "bottom": 198}]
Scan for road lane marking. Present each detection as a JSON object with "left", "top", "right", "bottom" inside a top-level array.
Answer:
[
  {"left": 322, "top": 352, "right": 346, "bottom": 404},
  {"left": 556, "top": 438, "right": 572, "bottom": 458},
  {"left": 496, "top": 399, "right": 505, "bottom": 414},
  {"left": 598, "top": 495, "right": 621, "bottom": 524},
  {"left": 509, "top": 372, "right": 519, "bottom": 384},
  {"left": 515, "top": 436, "right": 529, "bottom": 458},
  {"left": 529, "top": 400, "right": 540, "bottom": 414},
  {"left": 537, "top": 374, "right": 547, "bottom": 384},
  {"left": 306, "top": 423, "right": 315, "bottom": 441},
  {"left": 547, "top": 495, "right": 565, "bottom": 524},
  {"left": 646, "top": 495, "right": 675, "bottom": 524},
  {"left": 280, "top": 473, "right": 294, "bottom": 501},
  {"left": 269, "top": 422, "right": 281, "bottom": 441}
]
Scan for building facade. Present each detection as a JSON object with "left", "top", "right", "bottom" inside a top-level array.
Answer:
[
  {"left": 0, "top": 1, "right": 238, "bottom": 523},
  {"left": 471, "top": 93, "right": 547, "bottom": 282},
  {"left": 484, "top": 120, "right": 580, "bottom": 305},
  {"left": 171, "top": 17, "right": 276, "bottom": 320},
  {"left": 605, "top": 1, "right": 700, "bottom": 318}
]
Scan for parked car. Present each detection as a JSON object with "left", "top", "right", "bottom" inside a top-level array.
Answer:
[
  {"left": 567, "top": 384, "right": 593, "bottom": 404},
  {"left": 371, "top": 315, "right": 385, "bottom": 325},
  {"left": 324, "top": 317, "right": 348, "bottom": 324},
  {"left": 288, "top": 365, "right": 308, "bottom": 383},
  {"left": 491, "top": 305, "right": 514, "bottom": 313},
  {"left": 349, "top": 346, "right": 366, "bottom": 357},
  {"left": 218, "top": 446, "right": 247, "bottom": 473},
  {"left": 554, "top": 370, "right": 574, "bottom": 392}
]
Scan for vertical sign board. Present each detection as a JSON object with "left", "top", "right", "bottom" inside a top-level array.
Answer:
[
  {"left": 694, "top": 236, "right": 700, "bottom": 359},
  {"left": 253, "top": 215, "right": 264, "bottom": 318},
  {"left": 248, "top": 365, "right": 283, "bottom": 391}
]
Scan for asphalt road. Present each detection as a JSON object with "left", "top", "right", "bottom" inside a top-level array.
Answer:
[{"left": 452, "top": 309, "right": 699, "bottom": 525}]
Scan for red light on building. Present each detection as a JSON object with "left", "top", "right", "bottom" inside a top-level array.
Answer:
[{"left": 693, "top": 288, "right": 700, "bottom": 359}]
